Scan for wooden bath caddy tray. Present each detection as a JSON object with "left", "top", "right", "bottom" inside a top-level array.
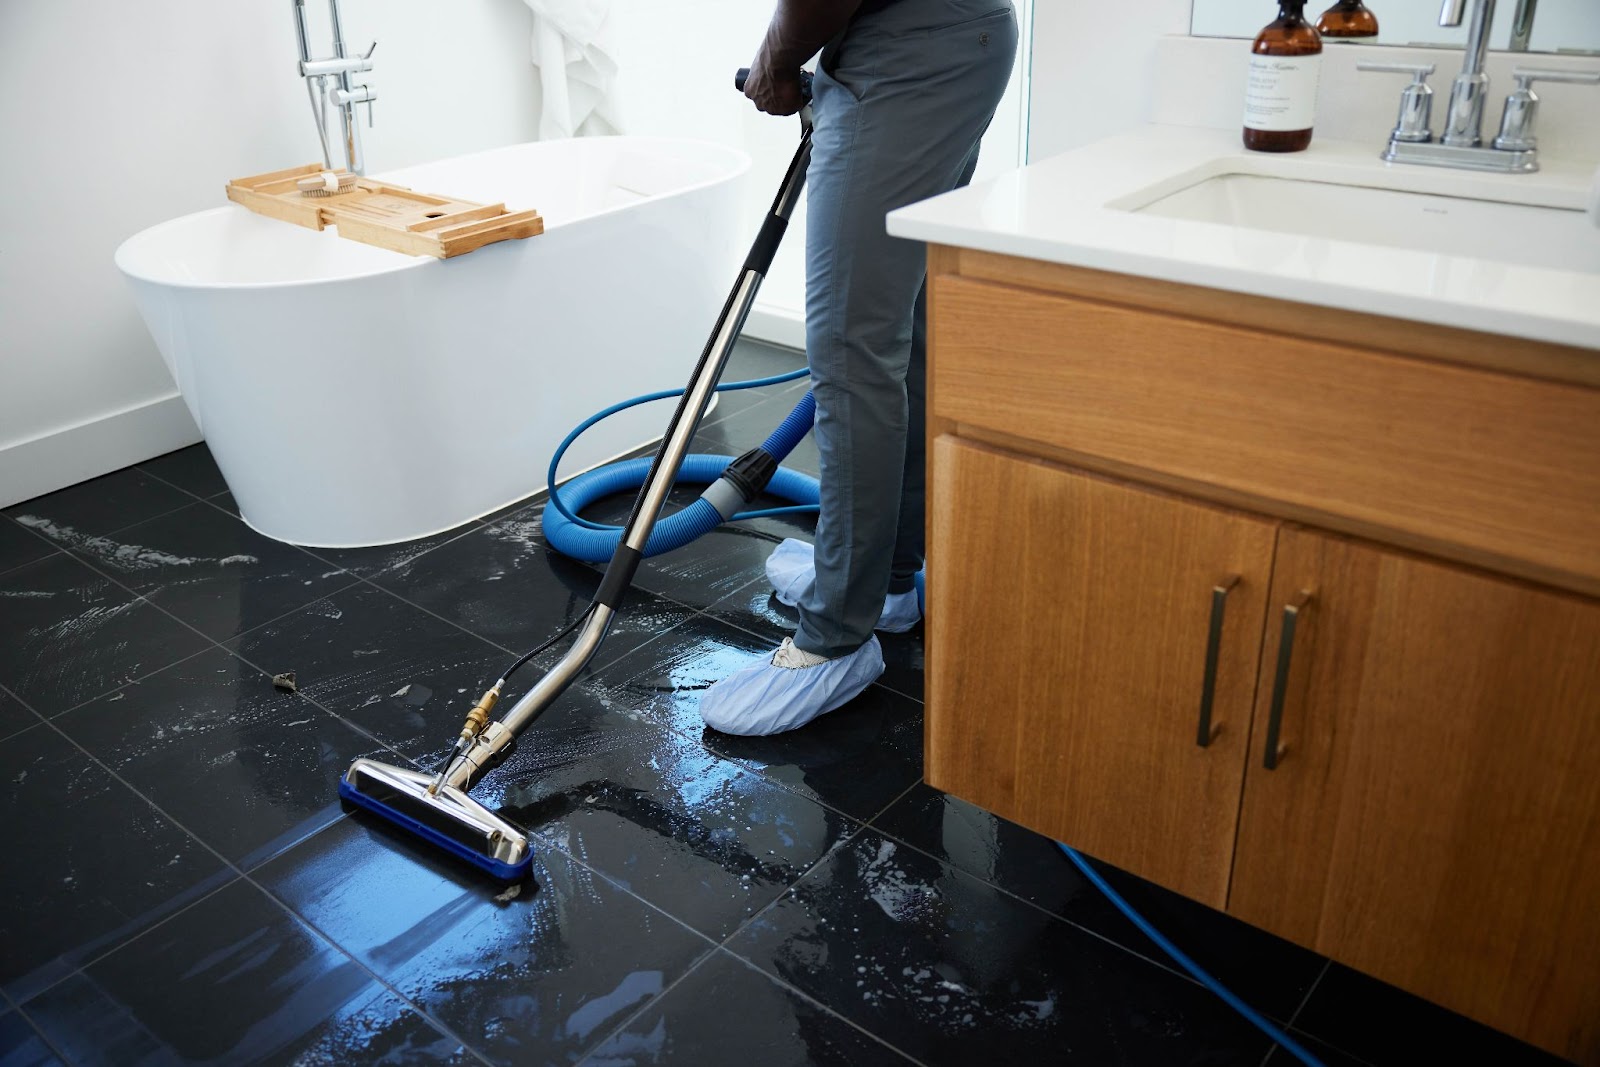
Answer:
[{"left": 225, "top": 162, "right": 543, "bottom": 259}]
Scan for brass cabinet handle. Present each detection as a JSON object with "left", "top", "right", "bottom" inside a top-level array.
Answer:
[
  {"left": 1196, "top": 576, "right": 1240, "bottom": 748},
  {"left": 1263, "top": 591, "right": 1313, "bottom": 770}
]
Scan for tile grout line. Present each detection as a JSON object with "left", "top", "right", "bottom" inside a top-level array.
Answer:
[
  {"left": 0, "top": 681, "right": 51, "bottom": 747},
  {"left": 716, "top": 950, "right": 934, "bottom": 1067},
  {"left": 570, "top": 821, "right": 877, "bottom": 1067},
  {"left": 1274, "top": 959, "right": 1385, "bottom": 1067},
  {"left": 1, "top": 985, "right": 80, "bottom": 1067},
  {"left": 0, "top": 513, "right": 67, "bottom": 581},
  {"left": 3, "top": 684, "right": 498, "bottom": 1067}
]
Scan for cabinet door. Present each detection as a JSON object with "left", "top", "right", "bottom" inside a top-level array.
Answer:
[
  {"left": 1232, "top": 527, "right": 1600, "bottom": 1063},
  {"left": 926, "top": 436, "right": 1276, "bottom": 907}
]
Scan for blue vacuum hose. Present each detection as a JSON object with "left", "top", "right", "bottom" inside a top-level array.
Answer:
[
  {"left": 1056, "top": 843, "right": 1326, "bottom": 1067},
  {"left": 542, "top": 376, "right": 820, "bottom": 563}
]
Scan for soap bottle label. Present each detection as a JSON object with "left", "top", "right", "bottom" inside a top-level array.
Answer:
[{"left": 1244, "top": 54, "right": 1322, "bottom": 131}]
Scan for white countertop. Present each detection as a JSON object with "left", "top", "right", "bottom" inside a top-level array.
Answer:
[{"left": 886, "top": 125, "right": 1600, "bottom": 351}]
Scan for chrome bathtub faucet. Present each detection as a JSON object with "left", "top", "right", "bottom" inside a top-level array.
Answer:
[
  {"left": 1357, "top": 0, "right": 1599, "bottom": 174},
  {"left": 293, "top": 0, "right": 377, "bottom": 176}
]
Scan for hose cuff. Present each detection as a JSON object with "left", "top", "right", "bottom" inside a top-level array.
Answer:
[
  {"left": 699, "top": 478, "right": 746, "bottom": 522},
  {"left": 721, "top": 447, "right": 779, "bottom": 501}
]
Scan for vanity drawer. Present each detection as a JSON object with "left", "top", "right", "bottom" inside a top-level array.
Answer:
[{"left": 930, "top": 274, "right": 1600, "bottom": 594}]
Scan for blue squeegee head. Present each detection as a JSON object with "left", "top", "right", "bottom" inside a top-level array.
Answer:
[{"left": 337, "top": 776, "right": 534, "bottom": 883}]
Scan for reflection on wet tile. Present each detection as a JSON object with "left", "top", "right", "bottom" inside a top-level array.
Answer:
[
  {"left": 0, "top": 1012, "right": 64, "bottom": 1067},
  {"left": 32, "top": 501, "right": 357, "bottom": 641},
  {"left": 0, "top": 726, "right": 232, "bottom": 1002},
  {"left": 0, "top": 518, "right": 59, "bottom": 578},
  {"left": 5, "top": 468, "right": 193, "bottom": 541},
  {"left": 138, "top": 443, "right": 230, "bottom": 499},
  {"left": 707, "top": 581, "right": 924, "bottom": 701},
  {"left": 1290, "top": 962, "right": 1572, "bottom": 1066},
  {"left": 590, "top": 618, "right": 923, "bottom": 822},
  {"left": 0, "top": 687, "right": 39, "bottom": 742},
  {"left": 0, "top": 554, "right": 211, "bottom": 716},
  {"left": 726, "top": 830, "right": 1273, "bottom": 1067},
  {"left": 24, "top": 878, "right": 466, "bottom": 1066},
  {"left": 585, "top": 949, "right": 912, "bottom": 1066},
  {"left": 472, "top": 681, "right": 856, "bottom": 940},
  {"left": 374, "top": 509, "right": 692, "bottom": 669},
  {"left": 872, "top": 784, "right": 1326, "bottom": 1022},
  {"left": 256, "top": 817, "right": 711, "bottom": 1065},
  {"left": 228, "top": 585, "right": 508, "bottom": 766},
  {"left": 55, "top": 646, "right": 392, "bottom": 870}
]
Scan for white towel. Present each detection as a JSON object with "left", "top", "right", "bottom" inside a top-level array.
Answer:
[{"left": 523, "top": 0, "right": 621, "bottom": 140}]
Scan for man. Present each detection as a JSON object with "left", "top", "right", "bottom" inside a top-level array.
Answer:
[{"left": 700, "top": 0, "right": 1018, "bottom": 735}]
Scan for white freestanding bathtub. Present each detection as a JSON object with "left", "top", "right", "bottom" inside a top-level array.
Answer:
[{"left": 115, "top": 137, "right": 751, "bottom": 546}]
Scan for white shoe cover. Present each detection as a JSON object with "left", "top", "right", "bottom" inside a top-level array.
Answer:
[
  {"left": 764, "top": 538, "right": 923, "bottom": 633},
  {"left": 699, "top": 635, "right": 885, "bottom": 736}
]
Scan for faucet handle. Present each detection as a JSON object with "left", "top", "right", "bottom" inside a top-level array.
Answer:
[
  {"left": 1494, "top": 68, "right": 1600, "bottom": 152},
  {"left": 1509, "top": 67, "right": 1600, "bottom": 87},
  {"left": 1358, "top": 62, "right": 1438, "bottom": 144}
]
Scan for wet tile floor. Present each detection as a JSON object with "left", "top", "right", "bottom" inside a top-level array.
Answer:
[{"left": 0, "top": 341, "right": 1575, "bottom": 1065}]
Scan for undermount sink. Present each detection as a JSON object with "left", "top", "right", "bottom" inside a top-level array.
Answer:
[{"left": 1129, "top": 173, "right": 1599, "bottom": 275}]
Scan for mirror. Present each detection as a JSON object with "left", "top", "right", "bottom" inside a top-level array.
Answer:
[{"left": 1191, "top": 1, "right": 1600, "bottom": 55}]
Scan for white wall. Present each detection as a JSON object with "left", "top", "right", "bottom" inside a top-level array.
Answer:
[
  {"left": 1027, "top": 0, "right": 1193, "bottom": 160},
  {"left": 0, "top": 0, "right": 539, "bottom": 508}
]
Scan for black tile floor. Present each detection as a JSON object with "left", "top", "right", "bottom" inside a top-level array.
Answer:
[{"left": 0, "top": 340, "right": 1576, "bottom": 1065}]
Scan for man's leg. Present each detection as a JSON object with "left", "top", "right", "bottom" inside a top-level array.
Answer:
[
  {"left": 701, "top": 2, "right": 1018, "bottom": 735},
  {"left": 796, "top": 2, "right": 1017, "bottom": 656}
]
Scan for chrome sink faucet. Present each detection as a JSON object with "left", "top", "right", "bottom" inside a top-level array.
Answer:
[
  {"left": 1438, "top": 0, "right": 1494, "bottom": 146},
  {"left": 293, "top": 0, "right": 377, "bottom": 175},
  {"left": 1358, "top": 0, "right": 1598, "bottom": 173}
]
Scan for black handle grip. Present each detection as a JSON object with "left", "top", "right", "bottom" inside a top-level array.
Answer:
[{"left": 734, "top": 67, "right": 814, "bottom": 101}]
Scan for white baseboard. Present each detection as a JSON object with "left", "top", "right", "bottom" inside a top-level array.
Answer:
[
  {"left": 743, "top": 304, "right": 805, "bottom": 351},
  {"left": 0, "top": 393, "right": 201, "bottom": 509}
]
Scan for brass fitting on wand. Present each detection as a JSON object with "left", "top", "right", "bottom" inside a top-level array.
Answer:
[
  {"left": 458, "top": 684, "right": 500, "bottom": 747},
  {"left": 428, "top": 682, "right": 503, "bottom": 796}
]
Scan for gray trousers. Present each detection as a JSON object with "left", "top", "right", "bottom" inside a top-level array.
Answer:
[{"left": 794, "top": 0, "right": 1018, "bottom": 657}]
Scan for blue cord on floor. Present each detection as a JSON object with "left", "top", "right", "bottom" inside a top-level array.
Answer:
[{"left": 1056, "top": 842, "right": 1325, "bottom": 1067}]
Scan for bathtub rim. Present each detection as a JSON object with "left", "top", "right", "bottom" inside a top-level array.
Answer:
[{"left": 113, "top": 135, "right": 754, "bottom": 293}]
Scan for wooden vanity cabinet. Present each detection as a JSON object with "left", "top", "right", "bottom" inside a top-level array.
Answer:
[{"left": 922, "top": 245, "right": 1600, "bottom": 1063}]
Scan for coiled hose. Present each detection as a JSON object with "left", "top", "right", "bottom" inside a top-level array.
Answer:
[{"left": 541, "top": 370, "right": 820, "bottom": 562}]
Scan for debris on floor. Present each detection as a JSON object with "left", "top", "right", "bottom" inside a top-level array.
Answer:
[{"left": 272, "top": 672, "right": 298, "bottom": 693}]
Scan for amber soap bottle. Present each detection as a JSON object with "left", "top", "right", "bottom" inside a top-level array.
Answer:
[
  {"left": 1243, "top": 1, "right": 1323, "bottom": 152},
  {"left": 1316, "top": 0, "right": 1379, "bottom": 38}
]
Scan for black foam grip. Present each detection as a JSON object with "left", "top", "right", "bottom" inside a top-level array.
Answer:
[
  {"left": 595, "top": 545, "right": 642, "bottom": 610},
  {"left": 742, "top": 213, "right": 790, "bottom": 277},
  {"left": 735, "top": 67, "right": 814, "bottom": 100}
]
